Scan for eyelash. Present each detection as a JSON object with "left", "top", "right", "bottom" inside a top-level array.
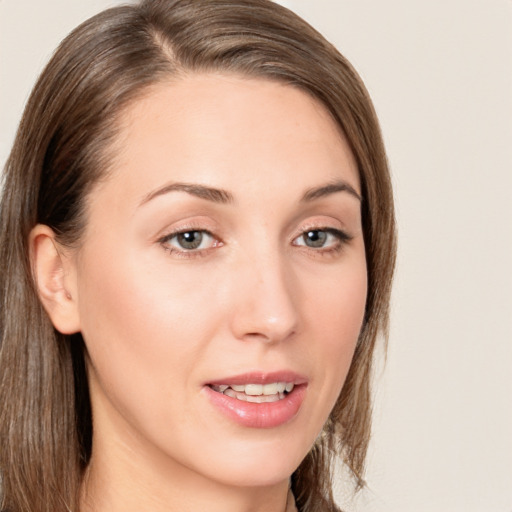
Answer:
[
  {"left": 158, "top": 228, "right": 221, "bottom": 259},
  {"left": 158, "top": 226, "right": 352, "bottom": 259},
  {"left": 293, "top": 227, "right": 352, "bottom": 255}
]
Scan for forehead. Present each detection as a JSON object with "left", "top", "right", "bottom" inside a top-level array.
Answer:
[{"left": 100, "top": 73, "right": 359, "bottom": 204}]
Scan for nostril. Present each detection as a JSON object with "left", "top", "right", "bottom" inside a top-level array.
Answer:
[
  {"left": 242, "top": 327, "right": 296, "bottom": 344},
  {"left": 229, "top": 267, "right": 299, "bottom": 342}
]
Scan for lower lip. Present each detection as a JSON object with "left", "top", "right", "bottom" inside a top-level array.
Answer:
[{"left": 204, "top": 385, "right": 307, "bottom": 429}]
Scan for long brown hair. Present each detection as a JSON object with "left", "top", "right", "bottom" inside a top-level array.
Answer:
[{"left": 0, "top": 1, "right": 396, "bottom": 511}]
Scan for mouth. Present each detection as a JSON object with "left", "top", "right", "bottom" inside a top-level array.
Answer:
[
  {"left": 204, "top": 372, "right": 307, "bottom": 428},
  {"left": 208, "top": 382, "right": 296, "bottom": 403}
]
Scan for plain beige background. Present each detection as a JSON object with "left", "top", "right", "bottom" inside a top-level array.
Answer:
[{"left": 1, "top": 1, "right": 511, "bottom": 511}]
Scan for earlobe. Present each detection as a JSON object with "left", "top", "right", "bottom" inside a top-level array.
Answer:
[{"left": 29, "top": 224, "right": 81, "bottom": 334}]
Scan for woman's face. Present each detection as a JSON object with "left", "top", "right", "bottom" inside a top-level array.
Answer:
[{"left": 70, "top": 74, "right": 367, "bottom": 489}]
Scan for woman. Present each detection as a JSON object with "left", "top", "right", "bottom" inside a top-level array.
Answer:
[{"left": 0, "top": 1, "right": 396, "bottom": 511}]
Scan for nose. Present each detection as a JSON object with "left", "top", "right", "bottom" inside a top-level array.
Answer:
[{"left": 229, "top": 254, "right": 300, "bottom": 344}]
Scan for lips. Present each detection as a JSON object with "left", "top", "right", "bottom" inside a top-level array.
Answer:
[
  {"left": 207, "top": 371, "right": 306, "bottom": 387},
  {"left": 204, "top": 371, "right": 307, "bottom": 428}
]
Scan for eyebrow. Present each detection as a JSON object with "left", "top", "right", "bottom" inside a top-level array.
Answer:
[
  {"left": 140, "top": 182, "right": 234, "bottom": 206},
  {"left": 139, "top": 178, "right": 361, "bottom": 207},
  {"left": 301, "top": 180, "right": 362, "bottom": 203}
]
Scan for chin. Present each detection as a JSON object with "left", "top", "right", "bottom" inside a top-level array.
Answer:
[
  {"left": 189, "top": 435, "right": 310, "bottom": 489},
  {"left": 206, "top": 463, "right": 297, "bottom": 489}
]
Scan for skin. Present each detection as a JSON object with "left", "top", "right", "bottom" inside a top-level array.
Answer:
[{"left": 31, "top": 74, "right": 367, "bottom": 512}]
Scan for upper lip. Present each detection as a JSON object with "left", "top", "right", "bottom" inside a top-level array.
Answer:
[{"left": 206, "top": 371, "right": 307, "bottom": 387}]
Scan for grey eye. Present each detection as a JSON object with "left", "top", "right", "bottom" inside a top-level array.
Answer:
[
  {"left": 303, "top": 230, "right": 328, "bottom": 248},
  {"left": 293, "top": 228, "right": 349, "bottom": 250},
  {"left": 165, "top": 230, "right": 216, "bottom": 251},
  {"left": 176, "top": 231, "right": 203, "bottom": 249}
]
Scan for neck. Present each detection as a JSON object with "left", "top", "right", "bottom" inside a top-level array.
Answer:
[{"left": 79, "top": 434, "right": 292, "bottom": 512}]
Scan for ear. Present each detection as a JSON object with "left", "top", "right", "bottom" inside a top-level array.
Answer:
[{"left": 29, "top": 224, "right": 81, "bottom": 334}]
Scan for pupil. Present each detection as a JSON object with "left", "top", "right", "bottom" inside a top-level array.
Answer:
[
  {"left": 305, "top": 230, "right": 326, "bottom": 248},
  {"left": 178, "top": 231, "right": 202, "bottom": 249}
]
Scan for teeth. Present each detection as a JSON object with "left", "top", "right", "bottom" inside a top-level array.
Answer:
[
  {"left": 245, "top": 384, "right": 263, "bottom": 395},
  {"left": 246, "top": 393, "right": 281, "bottom": 403},
  {"left": 211, "top": 384, "right": 230, "bottom": 393},
  {"left": 212, "top": 382, "right": 295, "bottom": 400},
  {"left": 223, "top": 388, "right": 237, "bottom": 399},
  {"left": 262, "top": 383, "right": 277, "bottom": 395}
]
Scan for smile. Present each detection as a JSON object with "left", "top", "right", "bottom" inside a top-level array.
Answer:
[
  {"left": 210, "top": 382, "right": 295, "bottom": 403},
  {"left": 204, "top": 373, "right": 307, "bottom": 428}
]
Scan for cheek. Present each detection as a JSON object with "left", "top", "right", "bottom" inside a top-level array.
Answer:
[
  {"left": 308, "top": 254, "right": 367, "bottom": 338},
  {"left": 303, "top": 256, "right": 367, "bottom": 405},
  {"left": 75, "top": 245, "right": 222, "bottom": 415},
  {"left": 79, "top": 241, "right": 218, "bottom": 339}
]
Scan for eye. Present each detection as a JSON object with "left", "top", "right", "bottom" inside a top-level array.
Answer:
[
  {"left": 162, "top": 230, "right": 218, "bottom": 252},
  {"left": 293, "top": 228, "right": 350, "bottom": 250}
]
